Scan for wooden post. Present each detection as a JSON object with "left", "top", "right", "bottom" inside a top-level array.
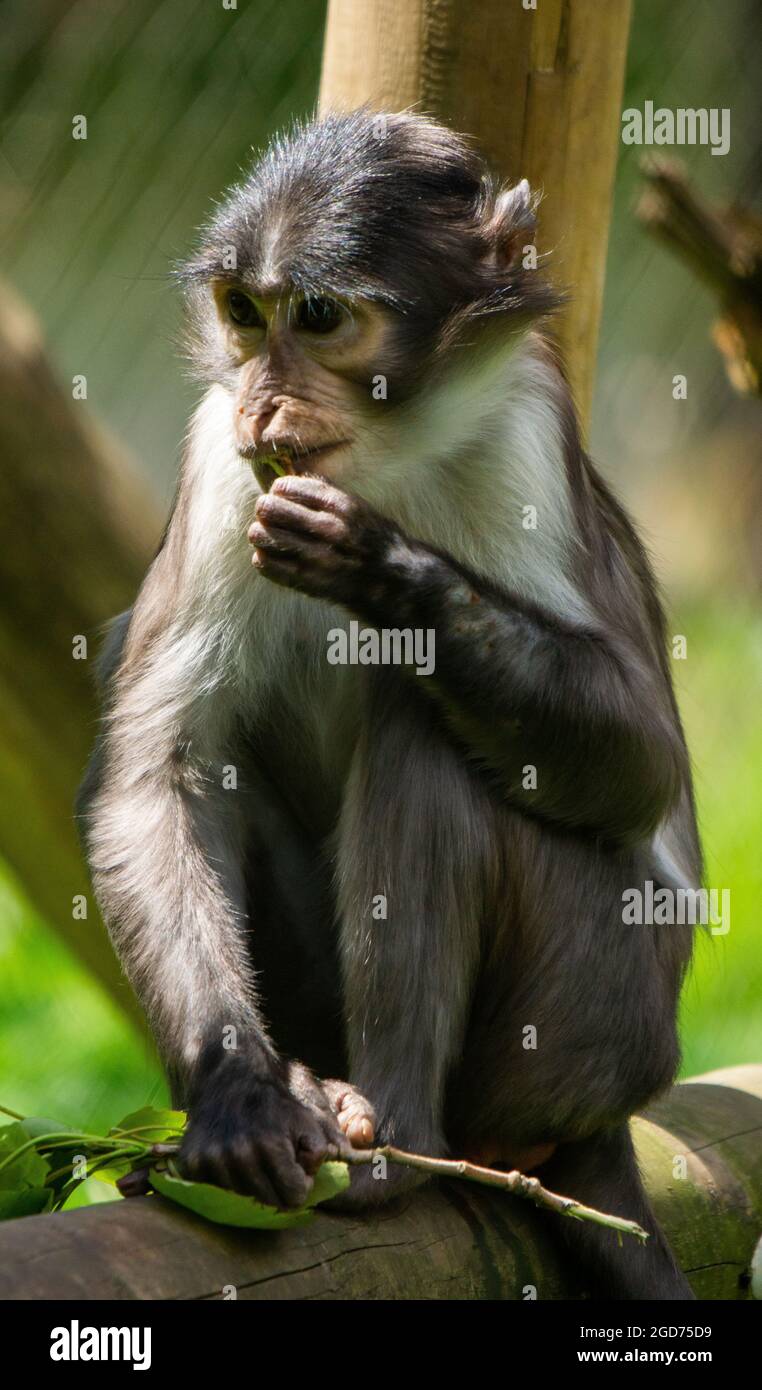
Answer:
[
  {"left": 0, "top": 282, "right": 161, "bottom": 1025},
  {"left": 319, "top": 0, "right": 632, "bottom": 433},
  {"left": 1, "top": 1067, "right": 759, "bottom": 1300}
]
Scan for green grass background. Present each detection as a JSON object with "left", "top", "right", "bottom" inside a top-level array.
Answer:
[{"left": 0, "top": 602, "right": 759, "bottom": 1132}]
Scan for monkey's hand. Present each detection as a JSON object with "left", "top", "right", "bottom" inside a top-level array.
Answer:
[
  {"left": 248, "top": 474, "right": 395, "bottom": 608},
  {"left": 289, "top": 1068, "right": 425, "bottom": 1210},
  {"left": 286, "top": 1064, "right": 376, "bottom": 1149},
  {"left": 320, "top": 1082, "right": 438, "bottom": 1211},
  {"left": 178, "top": 1059, "right": 346, "bottom": 1209}
]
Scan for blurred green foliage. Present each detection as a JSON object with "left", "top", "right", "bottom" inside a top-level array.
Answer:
[
  {"left": 1, "top": 0, "right": 328, "bottom": 504},
  {"left": 0, "top": 872, "right": 166, "bottom": 1130},
  {"left": 676, "top": 602, "right": 762, "bottom": 1076}
]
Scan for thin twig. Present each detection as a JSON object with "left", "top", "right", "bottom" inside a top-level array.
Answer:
[
  {"left": 343, "top": 1145, "right": 648, "bottom": 1243},
  {"left": 149, "top": 1141, "right": 648, "bottom": 1243},
  {"left": 0, "top": 1104, "right": 25, "bottom": 1121}
]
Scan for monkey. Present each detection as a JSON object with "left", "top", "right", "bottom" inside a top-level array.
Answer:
[{"left": 77, "top": 109, "right": 701, "bottom": 1300}]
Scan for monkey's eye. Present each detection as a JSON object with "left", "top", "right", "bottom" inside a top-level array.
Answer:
[
  {"left": 295, "top": 297, "right": 345, "bottom": 334},
  {"left": 227, "top": 291, "right": 264, "bottom": 328}
]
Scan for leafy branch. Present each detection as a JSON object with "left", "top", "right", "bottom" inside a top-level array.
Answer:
[{"left": 0, "top": 1103, "right": 647, "bottom": 1243}]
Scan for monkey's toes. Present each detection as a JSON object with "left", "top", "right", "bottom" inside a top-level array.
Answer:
[
  {"left": 321, "top": 1080, "right": 376, "bottom": 1148},
  {"left": 339, "top": 1104, "right": 375, "bottom": 1148}
]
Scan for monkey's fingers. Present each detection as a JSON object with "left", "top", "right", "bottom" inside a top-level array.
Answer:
[
  {"left": 250, "top": 538, "right": 339, "bottom": 571},
  {"left": 116, "top": 1166, "right": 152, "bottom": 1198},
  {"left": 253, "top": 492, "right": 349, "bottom": 545},
  {"left": 179, "top": 1135, "right": 257, "bottom": 1200},
  {"left": 268, "top": 473, "right": 354, "bottom": 515},
  {"left": 248, "top": 518, "right": 306, "bottom": 555},
  {"left": 295, "top": 1125, "right": 341, "bottom": 1176},
  {"left": 250, "top": 537, "right": 354, "bottom": 601},
  {"left": 321, "top": 1081, "right": 376, "bottom": 1149},
  {"left": 341, "top": 1112, "right": 375, "bottom": 1148},
  {"left": 250, "top": 552, "right": 307, "bottom": 590},
  {"left": 253, "top": 1137, "right": 316, "bottom": 1208},
  {"left": 181, "top": 1130, "right": 313, "bottom": 1209}
]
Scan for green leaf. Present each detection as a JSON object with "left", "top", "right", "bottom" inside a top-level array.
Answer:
[
  {"left": 149, "top": 1167, "right": 312, "bottom": 1228},
  {"left": 43, "top": 1146, "right": 91, "bottom": 1197},
  {"left": 91, "top": 1159, "right": 136, "bottom": 1187},
  {"left": 304, "top": 1160, "right": 350, "bottom": 1206},
  {"left": 0, "top": 1123, "right": 51, "bottom": 1190},
  {"left": 0, "top": 1187, "right": 53, "bottom": 1220},
  {"left": 16, "top": 1116, "right": 67, "bottom": 1141},
  {"left": 149, "top": 1159, "right": 349, "bottom": 1230},
  {"left": 110, "top": 1106, "right": 187, "bottom": 1143},
  {"left": 61, "top": 1178, "right": 121, "bottom": 1211}
]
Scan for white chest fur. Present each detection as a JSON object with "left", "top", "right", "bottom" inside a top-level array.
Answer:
[{"left": 173, "top": 339, "right": 589, "bottom": 767}]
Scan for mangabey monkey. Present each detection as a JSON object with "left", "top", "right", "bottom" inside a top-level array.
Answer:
[{"left": 78, "top": 111, "right": 700, "bottom": 1300}]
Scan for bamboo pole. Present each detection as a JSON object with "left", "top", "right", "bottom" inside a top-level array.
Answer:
[
  {"left": 0, "top": 282, "right": 161, "bottom": 1027},
  {"left": 319, "top": 0, "right": 633, "bottom": 433}
]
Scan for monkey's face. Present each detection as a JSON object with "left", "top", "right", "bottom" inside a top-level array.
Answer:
[
  {"left": 210, "top": 279, "right": 403, "bottom": 492},
  {"left": 180, "top": 111, "right": 561, "bottom": 494}
]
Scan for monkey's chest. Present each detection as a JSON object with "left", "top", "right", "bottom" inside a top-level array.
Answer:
[{"left": 249, "top": 618, "right": 363, "bottom": 834}]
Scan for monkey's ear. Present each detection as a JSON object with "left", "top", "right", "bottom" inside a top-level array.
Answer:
[{"left": 487, "top": 178, "right": 537, "bottom": 268}]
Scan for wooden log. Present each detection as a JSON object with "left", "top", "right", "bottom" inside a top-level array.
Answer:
[
  {"left": 0, "top": 282, "right": 161, "bottom": 1023},
  {"left": 319, "top": 0, "right": 633, "bottom": 433},
  {"left": 1, "top": 1066, "right": 758, "bottom": 1301}
]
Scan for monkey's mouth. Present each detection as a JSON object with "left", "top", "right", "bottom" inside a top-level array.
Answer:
[{"left": 247, "top": 441, "right": 350, "bottom": 487}]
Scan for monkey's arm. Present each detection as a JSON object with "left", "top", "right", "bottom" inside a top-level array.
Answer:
[
  {"left": 78, "top": 604, "right": 343, "bottom": 1206},
  {"left": 250, "top": 476, "right": 686, "bottom": 846}
]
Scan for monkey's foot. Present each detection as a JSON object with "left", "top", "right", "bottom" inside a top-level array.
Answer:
[{"left": 321, "top": 1080, "right": 376, "bottom": 1149}]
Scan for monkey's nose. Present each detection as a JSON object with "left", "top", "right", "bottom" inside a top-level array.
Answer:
[{"left": 237, "top": 404, "right": 276, "bottom": 448}]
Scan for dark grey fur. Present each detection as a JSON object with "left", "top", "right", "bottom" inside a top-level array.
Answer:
[{"left": 78, "top": 111, "right": 700, "bottom": 1299}]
